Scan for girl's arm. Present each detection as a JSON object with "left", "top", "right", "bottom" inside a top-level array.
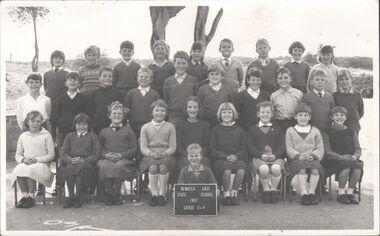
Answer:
[
  {"left": 15, "top": 135, "right": 25, "bottom": 163},
  {"left": 322, "top": 132, "right": 342, "bottom": 161},
  {"left": 310, "top": 129, "right": 324, "bottom": 161},
  {"left": 83, "top": 134, "right": 101, "bottom": 164},
  {"left": 120, "top": 130, "right": 138, "bottom": 160},
  {"left": 36, "top": 133, "right": 55, "bottom": 163},
  {"left": 209, "top": 128, "right": 228, "bottom": 160},
  {"left": 274, "top": 129, "right": 286, "bottom": 159},
  {"left": 164, "top": 124, "right": 176, "bottom": 156},
  {"left": 98, "top": 131, "right": 108, "bottom": 159},
  {"left": 285, "top": 129, "right": 301, "bottom": 160},
  {"left": 246, "top": 128, "right": 262, "bottom": 160},
  {"left": 176, "top": 123, "right": 187, "bottom": 158},
  {"left": 234, "top": 129, "right": 246, "bottom": 161},
  {"left": 140, "top": 125, "right": 152, "bottom": 157},
  {"left": 352, "top": 131, "right": 362, "bottom": 159},
  {"left": 61, "top": 134, "right": 74, "bottom": 164}
]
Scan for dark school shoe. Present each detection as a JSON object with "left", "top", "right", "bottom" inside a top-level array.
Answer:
[
  {"left": 51, "top": 187, "right": 58, "bottom": 197},
  {"left": 73, "top": 197, "right": 82, "bottom": 208},
  {"left": 262, "top": 191, "right": 270, "bottom": 204},
  {"left": 222, "top": 197, "right": 232, "bottom": 206},
  {"left": 337, "top": 194, "right": 351, "bottom": 204},
  {"left": 270, "top": 191, "right": 279, "bottom": 204},
  {"left": 157, "top": 195, "right": 167, "bottom": 206},
  {"left": 149, "top": 196, "right": 158, "bottom": 207},
  {"left": 346, "top": 194, "right": 359, "bottom": 204},
  {"left": 300, "top": 194, "right": 310, "bottom": 205},
  {"left": 22, "top": 197, "right": 36, "bottom": 208},
  {"left": 230, "top": 196, "right": 240, "bottom": 206},
  {"left": 16, "top": 197, "right": 27, "bottom": 208},
  {"left": 104, "top": 194, "right": 114, "bottom": 206},
  {"left": 63, "top": 197, "right": 75, "bottom": 208},
  {"left": 308, "top": 194, "right": 319, "bottom": 205},
  {"left": 113, "top": 194, "right": 123, "bottom": 206}
]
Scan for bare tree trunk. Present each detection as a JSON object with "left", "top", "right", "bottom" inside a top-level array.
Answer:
[
  {"left": 31, "top": 8, "right": 39, "bottom": 72},
  {"left": 194, "top": 7, "right": 223, "bottom": 50}
]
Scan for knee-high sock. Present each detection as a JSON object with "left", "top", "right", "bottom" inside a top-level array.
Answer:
[
  {"left": 298, "top": 174, "right": 308, "bottom": 195},
  {"left": 309, "top": 174, "right": 320, "bottom": 194},
  {"left": 270, "top": 174, "right": 282, "bottom": 191},
  {"left": 259, "top": 177, "right": 270, "bottom": 191},
  {"left": 158, "top": 173, "right": 169, "bottom": 196},
  {"left": 66, "top": 176, "right": 76, "bottom": 197},
  {"left": 114, "top": 178, "right": 122, "bottom": 195},
  {"left": 149, "top": 174, "right": 159, "bottom": 196}
]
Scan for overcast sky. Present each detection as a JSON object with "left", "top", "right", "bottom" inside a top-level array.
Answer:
[{"left": 1, "top": 0, "right": 378, "bottom": 62}]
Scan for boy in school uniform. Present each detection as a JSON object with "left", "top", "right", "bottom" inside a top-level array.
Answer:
[
  {"left": 43, "top": 50, "right": 69, "bottom": 141},
  {"left": 163, "top": 51, "right": 198, "bottom": 128},
  {"left": 79, "top": 45, "right": 102, "bottom": 97},
  {"left": 248, "top": 38, "right": 280, "bottom": 95},
  {"left": 217, "top": 38, "right": 244, "bottom": 89},
  {"left": 284, "top": 41, "right": 310, "bottom": 94},
  {"left": 333, "top": 69, "right": 364, "bottom": 134},
  {"left": 303, "top": 68, "right": 335, "bottom": 132},
  {"left": 113, "top": 40, "right": 141, "bottom": 97},
  {"left": 270, "top": 67, "right": 303, "bottom": 133}
]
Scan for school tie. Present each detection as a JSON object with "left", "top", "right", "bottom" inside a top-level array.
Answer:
[
  {"left": 54, "top": 68, "right": 59, "bottom": 72},
  {"left": 78, "top": 134, "right": 84, "bottom": 138},
  {"left": 224, "top": 58, "right": 229, "bottom": 67},
  {"left": 318, "top": 92, "right": 323, "bottom": 98}
]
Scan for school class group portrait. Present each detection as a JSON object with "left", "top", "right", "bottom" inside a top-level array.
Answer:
[{"left": 13, "top": 37, "right": 364, "bottom": 212}]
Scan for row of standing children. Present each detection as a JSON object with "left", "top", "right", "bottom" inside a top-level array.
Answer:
[{"left": 13, "top": 37, "right": 364, "bottom": 208}]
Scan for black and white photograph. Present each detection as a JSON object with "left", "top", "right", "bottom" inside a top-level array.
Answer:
[{"left": 1, "top": 0, "right": 378, "bottom": 235}]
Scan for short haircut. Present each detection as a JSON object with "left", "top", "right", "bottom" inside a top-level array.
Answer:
[
  {"left": 337, "top": 68, "right": 352, "bottom": 80},
  {"left": 72, "top": 113, "right": 92, "bottom": 131},
  {"left": 256, "top": 101, "right": 274, "bottom": 112},
  {"left": 207, "top": 64, "right": 223, "bottom": 75},
  {"left": 150, "top": 99, "right": 168, "bottom": 113},
  {"left": 99, "top": 66, "right": 114, "bottom": 78},
  {"left": 120, "top": 40, "right": 134, "bottom": 51},
  {"left": 191, "top": 41, "right": 204, "bottom": 51},
  {"left": 138, "top": 66, "right": 153, "bottom": 78},
  {"left": 152, "top": 40, "right": 169, "bottom": 59},
  {"left": 308, "top": 68, "right": 327, "bottom": 85},
  {"left": 173, "top": 51, "right": 190, "bottom": 62},
  {"left": 25, "top": 73, "right": 42, "bottom": 83},
  {"left": 318, "top": 45, "right": 334, "bottom": 63},
  {"left": 216, "top": 102, "right": 239, "bottom": 122},
  {"left": 245, "top": 67, "right": 262, "bottom": 88},
  {"left": 183, "top": 96, "right": 204, "bottom": 119},
  {"left": 219, "top": 38, "right": 234, "bottom": 48},
  {"left": 330, "top": 106, "right": 348, "bottom": 117},
  {"left": 107, "top": 101, "right": 130, "bottom": 117},
  {"left": 294, "top": 103, "right": 312, "bottom": 115},
  {"left": 186, "top": 143, "right": 203, "bottom": 155},
  {"left": 84, "top": 45, "right": 100, "bottom": 58},
  {"left": 256, "top": 38, "right": 270, "bottom": 48},
  {"left": 50, "top": 50, "right": 65, "bottom": 66},
  {"left": 288, "top": 41, "right": 305, "bottom": 54},
  {"left": 65, "top": 72, "right": 80, "bottom": 82},
  {"left": 277, "top": 67, "right": 292, "bottom": 77},
  {"left": 23, "top": 110, "right": 43, "bottom": 131}
]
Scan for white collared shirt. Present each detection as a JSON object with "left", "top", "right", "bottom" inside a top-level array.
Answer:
[
  {"left": 152, "top": 120, "right": 165, "bottom": 129},
  {"left": 223, "top": 57, "right": 231, "bottom": 66},
  {"left": 67, "top": 90, "right": 79, "bottom": 99},
  {"left": 191, "top": 60, "right": 201, "bottom": 66},
  {"left": 259, "top": 58, "right": 270, "bottom": 66},
  {"left": 222, "top": 121, "right": 236, "bottom": 126},
  {"left": 313, "top": 89, "right": 325, "bottom": 98},
  {"left": 138, "top": 86, "right": 150, "bottom": 96},
  {"left": 77, "top": 131, "right": 88, "bottom": 137},
  {"left": 175, "top": 73, "right": 186, "bottom": 84},
  {"left": 152, "top": 59, "right": 168, "bottom": 67},
  {"left": 258, "top": 121, "right": 273, "bottom": 127},
  {"left": 16, "top": 93, "right": 51, "bottom": 129},
  {"left": 54, "top": 66, "right": 63, "bottom": 72},
  {"left": 340, "top": 87, "right": 354, "bottom": 94},
  {"left": 294, "top": 124, "right": 311, "bottom": 133},
  {"left": 291, "top": 58, "right": 303, "bottom": 64},
  {"left": 122, "top": 59, "right": 131, "bottom": 66},
  {"left": 210, "top": 83, "right": 221, "bottom": 91},
  {"left": 247, "top": 87, "right": 260, "bottom": 99}
]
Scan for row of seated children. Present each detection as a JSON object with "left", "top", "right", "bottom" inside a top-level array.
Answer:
[{"left": 13, "top": 98, "right": 363, "bottom": 209}]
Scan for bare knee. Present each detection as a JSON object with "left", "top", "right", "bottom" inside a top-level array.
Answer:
[
  {"left": 159, "top": 164, "right": 168, "bottom": 174},
  {"left": 270, "top": 164, "right": 281, "bottom": 177},
  {"left": 224, "top": 169, "right": 232, "bottom": 177},
  {"left": 298, "top": 169, "right": 306, "bottom": 175},
  {"left": 236, "top": 169, "right": 245, "bottom": 177},
  {"left": 258, "top": 165, "right": 269, "bottom": 178},
  {"left": 149, "top": 165, "right": 158, "bottom": 174},
  {"left": 310, "top": 168, "right": 319, "bottom": 175}
]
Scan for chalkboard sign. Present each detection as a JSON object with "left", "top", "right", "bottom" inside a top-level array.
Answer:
[{"left": 174, "top": 184, "right": 217, "bottom": 216}]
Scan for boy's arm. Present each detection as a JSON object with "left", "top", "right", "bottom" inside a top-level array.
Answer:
[
  {"left": 235, "top": 129, "right": 246, "bottom": 161},
  {"left": 274, "top": 129, "right": 286, "bottom": 159},
  {"left": 352, "top": 131, "right": 362, "bottom": 159},
  {"left": 43, "top": 73, "right": 48, "bottom": 91},
  {"left": 83, "top": 134, "right": 102, "bottom": 164},
  {"left": 61, "top": 134, "right": 74, "bottom": 164},
  {"left": 209, "top": 129, "right": 228, "bottom": 160},
  {"left": 236, "top": 60, "right": 244, "bottom": 87},
  {"left": 98, "top": 131, "right": 108, "bottom": 159},
  {"left": 113, "top": 64, "right": 119, "bottom": 87},
  {"left": 46, "top": 97, "right": 51, "bottom": 120},
  {"left": 176, "top": 124, "right": 187, "bottom": 158},
  {"left": 119, "top": 130, "right": 138, "bottom": 160},
  {"left": 164, "top": 124, "right": 177, "bottom": 156},
  {"left": 310, "top": 129, "right": 324, "bottom": 161},
  {"left": 140, "top": 125, "right": 152, "bottom": 157},
  {"left": 36, "top": 133, "right": 55, "bottom": 163},
  {"left": 322, "top": 132, "right": 341, "bottom": 161},
  {"left": 162, "top": 79, "right": 170, "bottom": 103},
  {"left": 246, "top": 128, "right": 262, "bottom": 160},
  {"left": 285, "top": 129, "right": 301, "bottom": 160}
]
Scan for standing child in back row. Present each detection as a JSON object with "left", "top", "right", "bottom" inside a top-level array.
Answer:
[
  {"left": 217, "top": 38, "right": 244, "bottom": 89},
  {"left": 284, "top": 41, "right": 310, "bottom": 94},
  {"left": 248, "top": 38, "right": 279, "bottom": 95},
  {"left": 186, "top": 41, "right": 209, "bottom": 90},
  {"left": 79, "top": 45, "right": 102, "bottom": 97},
  {"left": 113, "top": 40, "right": 141, "bottom": 97}
]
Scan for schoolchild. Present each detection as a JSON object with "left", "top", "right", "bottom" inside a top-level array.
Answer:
[
  {"left": 124, "top": 67, "right": 161, "bottom": 140},
  {"left": 217, "top": 38, "right": 244, "bottom": 88},
  {"left": 79, "top": 45, "right": 102, "bottom": 97},
  {"left": 283, "top": 41, "right": 310, "bottom": 93},
  {"left": 58, "top": 113, "right": 101, "bottom": 208},
  {"left": 246, "top": 101, "right": 285, "bottom": 203},
  {"left": 236, "top": 67, "right": 270, "bottom": 131},
  {"left": 247, "top": 38, "right": 280, "bottom": 95},
  {"left": 148, "top": 40, "right": 175, "bottom": 97},
  {"left": 139, "top": 99, "right": 176, "bottom": 206},
  {"left": 98, "top": 102, "right": 138, "bottom": 206},
  {"left": 210, "top": 102, "right": 246, "bottom": 206},
  {"left": 333, "top": 69, "right": 364, "bottom": 134},
  {"left": 186, "top": 41, "right": 209, "bottom": 89},
  {"left": 89, "top": 66, "right": 123, "bottom": 134},
  {"left": 113, "top": 40, "right": 141, "bottom": 97},
  {"left": 197, "top": 64, "right": 235, "bottom": 128},
  {"left": 163, "top": 51, "right": 198, "bottom": 128},
  {"left": 174, "top": 96, "right": 211, "bottom": 182},
  {"left": 270, "top": 67, "right": 303, "bottom": 132},
  {"left": 286, "top": 103, "right": 324, "bottom": 205},
  {"left": 303, "top": 68, "right": 335, "bottom": 132},
  {"left": 307, "top": 45, "right": 339, "bottom": 93},
  {"left": 322, "top": 106, "right": 363, "bottom": 204},
  {"left": 13, "top": 110, "right": 55, "bottom": 208}
]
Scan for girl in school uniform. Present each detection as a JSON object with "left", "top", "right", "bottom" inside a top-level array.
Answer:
[
  {"left": 139, "top": 99, "right": 176, "bottom": 206},
  {"left": 285, "top": 103, "right": 324, "bottom": 206},
  {"left": 186, "top": 41, "right": 209, "bottom": 90},
  {"left": 174, "top": 96, "right": 211, "bottom": 182},
  {"left": 98, "top": 101, "right": 138, "bottom": 206},
  {"left": 57, "top": 113, "right": 101, "bottom": 208},
  {"left": 210, "top": 102, "right": 246, "bottom": 206},
  {"left": 13, "top": 110, "right": 55, "bottom": 208},
  {"left": 247, "top": 101, "right": 286, "bottom": 204}
]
